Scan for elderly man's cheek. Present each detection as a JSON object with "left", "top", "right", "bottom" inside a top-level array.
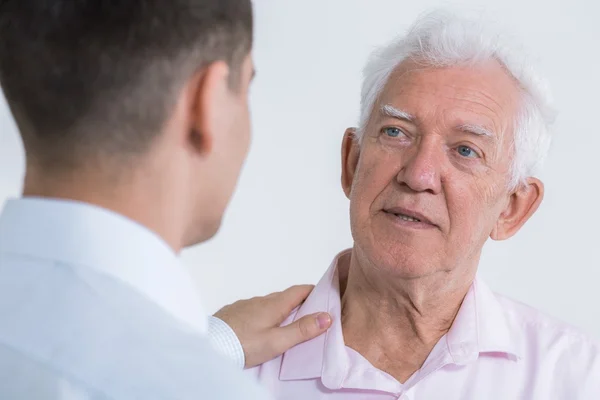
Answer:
[
  {"left": 353, "top": 161, "right": 396, "bottom": 209},
  {"left": 451, "top": 199, "right": 500, "bottom": 256}
]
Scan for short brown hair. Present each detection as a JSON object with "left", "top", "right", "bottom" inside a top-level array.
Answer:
[{"left": 0, "top": 0, "right": 253, "bottom": 169}]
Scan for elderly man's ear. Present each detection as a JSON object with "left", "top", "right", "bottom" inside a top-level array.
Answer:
[
  {"left": 491, "top": 178, "right": 544, "bottom": 241},
  {"left": 341, "top": 128, "right": 361, "bottom": 198}
]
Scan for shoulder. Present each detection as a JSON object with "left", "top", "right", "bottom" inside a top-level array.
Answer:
[
  {"left": 495, "top": 293, "right": 600, "bottom": 391},
  {"left": 0, "top": 260, "right": 271, "bottom": 399},
  {"left": 0, "top": 337, "right": 270, "bottom": 400},
  {"left": 495, "top": 293, "right": 599, "bottom": 348}
]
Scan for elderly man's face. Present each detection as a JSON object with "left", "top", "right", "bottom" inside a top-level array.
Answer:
[{"left": 342, "top": 59, "right": 543, "bottom": 278}]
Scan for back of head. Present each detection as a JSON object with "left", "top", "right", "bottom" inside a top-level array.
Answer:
[
  {"left": 0, "top": 0, "right": 253, "bottom": 171},
  {"left": 0, "top": 0, "right": 254, "bottom": 248}
]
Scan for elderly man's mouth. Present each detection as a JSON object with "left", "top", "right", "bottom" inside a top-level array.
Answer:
[{"left": 382, "top": 207, "right": 437, "bottom": 229}]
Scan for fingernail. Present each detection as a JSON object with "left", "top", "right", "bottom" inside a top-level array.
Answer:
[{"left": 316, "top": 313, "right": 331, "bottom": 330}]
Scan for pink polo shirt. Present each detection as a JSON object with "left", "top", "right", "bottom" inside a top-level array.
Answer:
[{"left": 248, "top": 250, "right": 600, "bottom": 399}]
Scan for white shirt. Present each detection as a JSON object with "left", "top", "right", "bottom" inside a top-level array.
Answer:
[{"left": 0, "top": 197, "right": 269, "bottom": 399}]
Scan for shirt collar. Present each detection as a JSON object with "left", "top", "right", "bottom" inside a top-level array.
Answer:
[
  {"left": 279, "top": 250, "right": 345, "bottom": 382},
  {"left": 445, "top": 278, "right": 520, "bottom": 364},
  {"left": 0, "top": 197, "right": 207, "bottom": 334},
  {"left": 279, "top": 248, "right": 521, "bottom": 388}
]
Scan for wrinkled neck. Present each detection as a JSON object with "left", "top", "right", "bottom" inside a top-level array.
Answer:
[{"left": 339, "top": 247, "right": 474, "bottom": 382}]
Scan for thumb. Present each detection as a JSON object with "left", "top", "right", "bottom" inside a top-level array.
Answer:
[{"left": 271, "top": 312, "right": 332, "bottom": 355}]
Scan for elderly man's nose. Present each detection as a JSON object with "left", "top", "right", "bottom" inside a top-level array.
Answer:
[{"left": 397, "top": 146, "right": 442, "bottom": 194}]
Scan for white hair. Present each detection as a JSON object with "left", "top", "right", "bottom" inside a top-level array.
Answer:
[{"left": 357, "top": 10, "right": 556, "bottom": 188}]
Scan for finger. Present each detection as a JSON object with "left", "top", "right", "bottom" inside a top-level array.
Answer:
[
  {"left": 281, "top": 284, "right": 315, "bottom": 302},
  {"left": 271, "top": 312, "right": 332, "bottom": 355},
  {"left": 270, "top": 285, "right": 315, "bottom": 322}
]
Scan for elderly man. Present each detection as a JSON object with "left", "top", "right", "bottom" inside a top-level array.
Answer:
[{"left": 248, "top": 11, "right": 600, "bottom": 399}]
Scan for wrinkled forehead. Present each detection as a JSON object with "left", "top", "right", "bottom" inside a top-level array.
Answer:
[{"left": 374, "top": 59, "right": 523, "bottom": 142}]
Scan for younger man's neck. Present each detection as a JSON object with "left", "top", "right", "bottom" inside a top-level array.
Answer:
[{"left": 23, "top": 166, "right": 185, "bottom": 253}]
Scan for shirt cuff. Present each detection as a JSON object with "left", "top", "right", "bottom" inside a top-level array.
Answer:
[{"left": 207, "top": 316, "right": 246, "bottom": 369}]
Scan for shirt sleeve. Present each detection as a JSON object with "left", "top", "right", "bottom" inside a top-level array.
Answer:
[{"left": 207, "top": 316, "right": 246, "bottom": 369}]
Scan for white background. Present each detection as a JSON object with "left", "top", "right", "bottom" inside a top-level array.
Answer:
[{"left": 1, "top": 0, "right": 599, "bottom": 338}]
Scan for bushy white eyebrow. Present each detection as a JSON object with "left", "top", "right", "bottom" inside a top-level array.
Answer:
[
  {"left": 381, "top": 104, "right": 415, "bottom": 122},
  {"left": 457, "top": 123, "right": 495, "bottom": 138}
]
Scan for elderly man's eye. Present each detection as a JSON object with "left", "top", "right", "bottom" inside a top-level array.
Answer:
[
  {"left": 456, "top": 145, "right": 480, "bottom": 158},
  {"left": 383, "top": 127, "right": 404, "bottom": 138}
]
